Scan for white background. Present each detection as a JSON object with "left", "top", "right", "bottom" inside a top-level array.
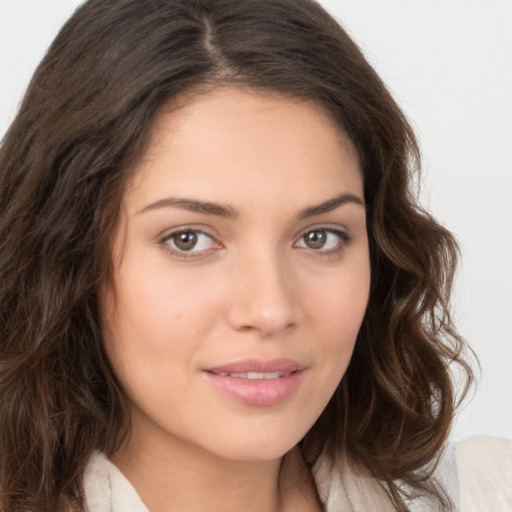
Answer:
[{"left": 1, "top": 0, "right": 511, "bottom": 442}]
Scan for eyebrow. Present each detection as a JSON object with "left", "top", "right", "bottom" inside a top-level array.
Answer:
[
  {"left": 138, "top": 197, "right": 238, "bottom": 218},
  {"left": 297, "top": 193, "right": 364, "bottom": 219},
  {"left": 137, "top": 192, "right": 364, "bottom": 219}
]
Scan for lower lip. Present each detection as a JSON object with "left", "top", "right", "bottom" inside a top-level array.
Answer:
[{"left": 203, "top": 370, "right": 304, "bottom": 406}]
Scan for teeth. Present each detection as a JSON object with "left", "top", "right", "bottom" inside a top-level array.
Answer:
[{"left": 215, "top": 371, "right": 290, "bottom": 379}]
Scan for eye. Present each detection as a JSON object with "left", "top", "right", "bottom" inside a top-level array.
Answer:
[
  {"left": 160, "top": 229, "right": 217, "bottom": 254},
  {"left": 296, "top": 228, "right": 350, "bottom": 253}
]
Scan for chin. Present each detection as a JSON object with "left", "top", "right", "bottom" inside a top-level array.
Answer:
[
  {"left": 194, "top": 417, "right": 312, "bottom": 463},
  {"left": 208, "top": 440, "right": 297, "bottom": 463}
]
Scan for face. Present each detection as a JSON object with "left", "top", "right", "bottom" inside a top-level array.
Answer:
[{"left": 102, "top": 88, "right": 370, "bottom": 463}]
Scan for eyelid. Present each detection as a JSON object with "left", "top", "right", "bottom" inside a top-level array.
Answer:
[
  {"left": 156, "top": 223, "right": 352, "bottom": 260},
  {"left": 293, "top": 223, "right": 350, "bottom": 241},
  {"left": 157, "top": 226, "right": 223, "bottom": 259},
  {"left": 293, "top": 225, "right": 352, "bottom": 254}
]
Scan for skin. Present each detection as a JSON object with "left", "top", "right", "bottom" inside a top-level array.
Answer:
[{"left": 101, "top": 87, "right": 371, "bottom": 512}]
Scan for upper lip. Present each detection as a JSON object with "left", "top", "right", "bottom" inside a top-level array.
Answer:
[{"left": 204, "top": 358, "right": 305, "bottom": 374}]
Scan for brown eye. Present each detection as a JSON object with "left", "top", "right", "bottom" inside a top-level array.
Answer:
[
  {"left": 161, "top": 229, "right": 217, "bottom": 254},
  {"left": 173, "top": 231, "right": 198, "bottom": 251},
  {"left": 303, "top": 230, "right": 327, "bottom": 249},
  {"left": 159, "top": 229, "right": 219, "bottom": 259},
  {"left": 296, "top": 228, "right": 351, "bottom": 253}
]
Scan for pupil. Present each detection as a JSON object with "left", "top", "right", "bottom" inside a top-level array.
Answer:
[
  {"left": 305, "top": 230, "right": 326, "bottom": 249},
  {"left": 174, "top": 231, "right": 197, "bottom": 251}
]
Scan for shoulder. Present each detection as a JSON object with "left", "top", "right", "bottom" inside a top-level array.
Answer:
[
  {"left": 83, "top": 451, "right": 149, "bottom": 512},
  {"left": 312, "top": 453, "right": 395, "bottom": 511},
  {"left": 456, "top": 435, "right": 512, "bottom": 512},
  {"left": 312, "top": 436, "right": 512, "bottom": 511}
]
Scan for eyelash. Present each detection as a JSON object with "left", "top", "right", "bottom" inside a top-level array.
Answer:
[
  {"left": 157, "top": 226, "right": 352, "bottom": 260},
  {"left": 294, "top": 227, "right": 352, "bottom": 257},
  {"left": 158, "top": 228, "right": 220, "bottom": 260}
]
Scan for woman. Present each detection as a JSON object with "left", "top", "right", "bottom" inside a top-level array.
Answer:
[{"left": 0, "top": 0, "right": 510, "bottom": 511}]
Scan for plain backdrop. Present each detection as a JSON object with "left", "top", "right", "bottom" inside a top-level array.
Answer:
[{"left": 1, "top": 0, "right": 511, "bottom": 442}]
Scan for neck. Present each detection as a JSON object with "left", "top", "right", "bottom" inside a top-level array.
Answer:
[{"left": 111, "top": 423, "right": 319, "bottom": 512}]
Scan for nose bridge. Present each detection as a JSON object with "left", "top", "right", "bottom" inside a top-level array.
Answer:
[{"left": 226, "top": 243, "right": 299, "bottom": 336}]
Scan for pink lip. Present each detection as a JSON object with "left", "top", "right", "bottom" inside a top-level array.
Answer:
[
  {"left": 203, "top": 358, "right": 305, "bottom": 406},
  {"left": 205, "top": 358, "right": 304, "bottom": 374}
]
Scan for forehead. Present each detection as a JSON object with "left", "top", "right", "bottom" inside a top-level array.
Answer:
[{"left": 124, "top": 87, "right": 362, "bottom": 211}]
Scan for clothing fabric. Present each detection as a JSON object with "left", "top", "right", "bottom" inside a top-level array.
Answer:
[{"left": 82, "top": 435, "right": 512, "bottom": 511}]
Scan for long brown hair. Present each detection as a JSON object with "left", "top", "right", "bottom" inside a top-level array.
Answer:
[{"left": 0, "top": 1, "right": 474, "bottom": 510}]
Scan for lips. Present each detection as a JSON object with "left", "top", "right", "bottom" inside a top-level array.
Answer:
[
  {"left": 203, "top": 358, "right": 305, "bottom": 406},
  {"left": 205, "top": 358, "right": 304, "bottom": 375},
  {"left": 214, "top": 371, "right": 290, "bottom": 379}
]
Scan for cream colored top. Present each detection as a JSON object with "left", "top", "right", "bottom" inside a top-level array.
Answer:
[{"left": 83, "top": 435, "right": 512, "bottom": 511}]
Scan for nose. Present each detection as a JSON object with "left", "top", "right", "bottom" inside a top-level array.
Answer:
[{"left": 225, "top": 249, "right": 301, "bottom": 337}]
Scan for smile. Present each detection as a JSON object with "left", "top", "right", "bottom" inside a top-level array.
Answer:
[
  {"left": 212, "top": 371, "right": 291, "bottom": 379},
  {"left": 203, "top": 359, "right": 305, "bottom": 406}
]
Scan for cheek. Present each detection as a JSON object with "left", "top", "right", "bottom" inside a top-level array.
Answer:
[
  {"left": 112, "top": 247, "right": 221, "bottom": 330},
  {"left": 302, "top": 257, "right": 370, "bottom": 369},
  {"left": 100, "top": 253, "right": 228, "bottom": 388},
  {"left": 309, "top": 263, "right": 370, "bottom": 331}
]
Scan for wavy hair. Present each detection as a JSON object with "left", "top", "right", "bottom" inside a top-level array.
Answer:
[{"left": 0, "top": 0, "right": 474, "bottom": 510}]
